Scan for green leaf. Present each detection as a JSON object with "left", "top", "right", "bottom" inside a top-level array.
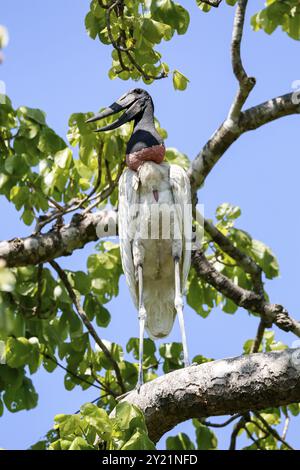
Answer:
[
  {"left": 55, "top": 148, "right": 72, "bottom": 169},
  {"left": 121, "top": 430, "right": 156, "bottom": 450},
  {"left": 10, "top": 186, "right": 30, "bottom": 210},
  {"left": 38, "top": 127, "right": 66, "bottom": 154},
  {"left": 3, "top": 376, "right": 38, "bottom": 412},
  {"left": 165, "top": 147, "right": 190, "bottom": 169},
  {"left": 173, "top": 69, "right": 189, "bottom": 90},
  {"left": 151, "top": 0, "right": 190, "bottom": 35},
  {"left": 166, "top": 432, "right": 195, "bottom": 450},
  {"left": 196, "top": 1, "right": 212, "bottom": 13},
  {"left": 251, "top": 0, "right": 300, "bottom": 41},
  {"left": 5, "top": 337, "right": 40, "bottom": 369},
  {"left": 187, "top": 270, "right": 216, "bottom": 318},
  {"left": 243, "top": 339, "right": 255, "bottom": 354},
  {"left": 114, "top": 402, "right": 146, "bottom": 433},
  {"left": 73, "top": 271, "right": 91, "bottom": 295},
  {"left": 83, "top": 294, "right": 111, "bottom": 326},
  {"left": 54, "top": 414, "right": 82, "bottom": 439},
  {"left": 127, "top": 337, "right": 156, "bottom": 361},
  {"left": 81, "top": 403, "right": 112, "bottom": 440},
  {"left": 216, "top": 202, "right": 241, "bottom": 222},
  {"left": 251, "top": 239, "right": 279, "bottom": 279},
  {"left": 192, "top": 354, "right": 213, "bottom": 365},
  {"left": 0, "top": 268, "right": 16, "bottom": 292},
  {"left": 85, "top": 9, "right": 106, "bottom": 40},
  {"left": 159, "top": 342, "right": 183, "bottom": 372},
  {"left": 22, "top": 209, "right": 35, "bottom": 226},
  {"left": 221, "top": 297, "right": 238, "bottom": 314},
  {"left": 69, "top": 437, "right": 94, "bottom": 450},
  {"left": 141, "top": 18, "right": 173, "bottom": 44},
  {"left": 288, "top": 403, "right": 300, "bottom": 416},
  {"left": 193, "top": 420, "right": 218, "bottom": 450},
  {"left": 18, "top": 106, "right": 46, "bottom": 125}
]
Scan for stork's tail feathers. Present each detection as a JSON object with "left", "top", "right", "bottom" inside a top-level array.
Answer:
[{"left": 143, "top": 280, "right": 176, "bottom": 340}]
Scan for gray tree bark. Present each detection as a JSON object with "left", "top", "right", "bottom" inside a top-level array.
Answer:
[
  {"left": 123, "top": 348, "right": 300, "bottom": 443},
  {"left": 0, "top": 210, "right": 117, "bottom": 267}
]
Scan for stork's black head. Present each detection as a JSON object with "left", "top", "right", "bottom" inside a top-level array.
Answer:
[{"left": 86, "top": 88, "right": 153, "bottom": 132}]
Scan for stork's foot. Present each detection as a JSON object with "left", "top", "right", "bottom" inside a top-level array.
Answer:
[
  {"left": 116, "top": 382, "right": 143, "bottom": 401},
  {"left": 135, "top": 378, "right": 143, "bottom": 393}
]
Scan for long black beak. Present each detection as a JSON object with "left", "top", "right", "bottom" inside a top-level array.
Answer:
[{"left": 86, "top": 93, "right": 144, "bottom": 132}]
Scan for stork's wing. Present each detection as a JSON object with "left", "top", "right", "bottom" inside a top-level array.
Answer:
[
  {"left": 118, "top": 168, "right": 139, "bottom": 308},
  {"left": 169, "top": 164, "right": 192, "bottom": 292}
]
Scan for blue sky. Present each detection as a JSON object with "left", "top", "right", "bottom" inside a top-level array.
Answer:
[{"left": 1, "top": 0, "right": 300, "bottom": 450}]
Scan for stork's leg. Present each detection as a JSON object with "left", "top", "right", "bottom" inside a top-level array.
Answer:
[
  {"left": 137, "top": 264, "right": 146, "bottom": 390},
  {"left": 174, "top": 257, "right": 189, "bottom": 367}
]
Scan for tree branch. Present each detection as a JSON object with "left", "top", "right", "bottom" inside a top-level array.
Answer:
[
  {"left": 228, "top": 0, "right": 256, "bottom": 122},
  {"left": 229, "top": 414, "right": 249, "bottom": 450},
  {"left": 251, "top": 319, "right": 268, "bottom": 353},
  {"left": 203, "top": 216, "right": 263, "bottom": 294},
  {"left": 0, "top": 210, "right": 117, "bottom": 268},
  {"left": 50, "top": 259, "right": 126, "bottom": 394},
  {"left": 200, "top": 0, "right": 223, "bottom": 7},
  {"left": 253, "top": 412, "right": 294, "bottom": 450},
  {"left": 188, "top": 92, "right": 300, "bottom": 192},
  {"left": 123, "top": 348, "right": 300, "bottom": 443},
  {"left": 192, "top": 250, "right": 300, "bottom": 337},
  {"left": 202, "top": 414, "right": 241, "bottom": 428}
]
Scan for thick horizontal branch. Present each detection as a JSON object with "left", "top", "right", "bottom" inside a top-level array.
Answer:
[
  {"left": 188, "top": 93, "right": 300, "bottom": 191},
  {"left": 192, "top": 250, "right": 300, "bottom": 337},
  {"left": 124, "top": 348, "right": 300, "bottom": 442},
  {"left": 0, "top": 210, "right": 117, "bottom": 268}
]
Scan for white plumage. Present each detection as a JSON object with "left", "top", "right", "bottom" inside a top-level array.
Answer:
[
  {"left": 86, "top": 88, "right": 193, "bottom": 389},
  {"left": 118, "top": 161, "right": 192, "bottom": 343}
]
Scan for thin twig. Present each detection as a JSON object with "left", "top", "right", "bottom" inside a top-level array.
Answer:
[
  {"left": 253, "top": 412, "right": 294, "bottom": 450},
  {"left": 248, "top": 419, "right": 270, "bottom": 439},
  {"left": 101, "top": 0, "right": 167, "bottom": 80},
  {"left": 244, "top": 425, "right": 264, "bottom": 450},
  {"left": 90, "top": 364, "right": 118, "bottom": 398},
  {"left": 83, "top": 161, "right": 125, "bottom": 214},
  {"left": 49, "top": 260, "right": 126, "bottom": 394},
  {"left": 42, "top": 352, "right": 103, "bottom": 391},
  {"left": 229, "top": 413, "right": 250, "bottom": 450},
  {"left": 74, "top": 395, "right": 109, "bottom": 415},
  {"left": 202, "top": 414, "right": 241, "bottom": 428},
  {"left": 250, "top": 319, "right": 267, "bottom": 353}
]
